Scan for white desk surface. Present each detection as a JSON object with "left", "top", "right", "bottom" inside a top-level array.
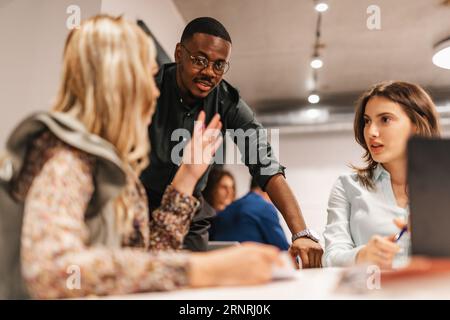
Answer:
[{"left": 104, "top": 267, "right": 450, "bottom": 300}]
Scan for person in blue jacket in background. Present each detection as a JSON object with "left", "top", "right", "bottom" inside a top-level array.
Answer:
[{"left": 207, "top": 171, "right": 289, "bottom": 251}]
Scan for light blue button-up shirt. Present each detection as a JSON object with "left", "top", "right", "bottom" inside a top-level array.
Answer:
[{"left": 323, "top": 165, "right": 409, "bottom": 267}]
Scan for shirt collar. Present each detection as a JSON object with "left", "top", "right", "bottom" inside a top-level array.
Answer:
[
  {"left": 170, "top": 66, "right": 215, "bottom": 111},
  {"left": 373, "top": 164, "right": 390, "bottom": 181}
]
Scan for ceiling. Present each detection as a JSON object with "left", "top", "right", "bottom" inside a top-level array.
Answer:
[{"left": 173, "top": 0, "right": 450, "bottom": 113}]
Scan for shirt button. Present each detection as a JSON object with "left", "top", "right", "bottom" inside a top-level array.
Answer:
[{"left": 186, "top": 112, "right": 191, "bottom": 117}]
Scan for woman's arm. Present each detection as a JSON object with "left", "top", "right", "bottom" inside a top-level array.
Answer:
[
  {"left": 21, "top": 145, "right": 190, "bottom": 299},
  {"left": 148, "top": 184, "right": 199, "bottom": 250},
  {"left": 322, "top": 177, "right": 364, "bottom": 267}
]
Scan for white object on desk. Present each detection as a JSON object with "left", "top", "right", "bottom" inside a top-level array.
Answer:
[
  {"left": 99, "top": 267, "right": 450, "bottom": 300},
  {"left": 272, "top": 252, "right": 297, "bottom": 280},
  {"left": 103, "top": 268, "right": 344, "bottom": 300},
  {"left": 207, "top": 241, "right": 239, "bottom": 251}
]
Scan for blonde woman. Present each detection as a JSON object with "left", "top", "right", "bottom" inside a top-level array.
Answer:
[{"left": 0, "top": 15, "right": 281, "bottom": 299}]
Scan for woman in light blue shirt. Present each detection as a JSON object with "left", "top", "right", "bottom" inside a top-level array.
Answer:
[{"left": 323, "top": 81, "right": 441, "bottom": 269}]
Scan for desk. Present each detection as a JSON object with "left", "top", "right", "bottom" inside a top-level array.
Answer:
[{"left": 105, "top": 267, "right": 450, "bottom": 300}]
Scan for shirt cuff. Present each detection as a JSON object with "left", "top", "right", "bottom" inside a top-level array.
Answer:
[
  {"left": 161, "top": 185, "right": 201, "bottom": 215},
  {"left": 255, "top": 164, "right": 286, "bottom": 191},
  {"left": 323, "top": 245, "right": 366, "bottom": 267},
  {"left": 142, "top": 251, "right": 192, "bottom": 290}
]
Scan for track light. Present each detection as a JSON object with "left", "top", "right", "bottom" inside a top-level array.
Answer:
[
  {"left": 310, "top": 57, "right": 323, "bottom": 69},
  {"left": 315, "top": 2, "right": 329, "bottom": 12},
  {"left": 432, "top": 37, "right": 450, "bottom": 70},
  {"left": 308, "top": 93, "right": 320, "bottom": 104}
]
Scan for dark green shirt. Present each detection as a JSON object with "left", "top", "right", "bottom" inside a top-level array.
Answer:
[{"left": 139, "top": 63, "right": 285, "bottom": 250}]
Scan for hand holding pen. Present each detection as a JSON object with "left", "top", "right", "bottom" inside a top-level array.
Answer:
[
  {"left": 392, "top": 218, "right": 408, "bottom": 243},
  {"left": 394, "top": 226, "right": 408, "bottom": 242}
]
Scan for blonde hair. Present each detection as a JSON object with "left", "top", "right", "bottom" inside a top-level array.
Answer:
[
  {"left": 53, "top": 15, "right": 158, "bottom": 235},
  {"left": 54, "top": 14, "right": 157, "bottom": 173}
]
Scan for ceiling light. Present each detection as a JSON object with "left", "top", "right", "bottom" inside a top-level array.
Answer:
[
  {"left": 305, "top": 108, "right": 322, "bottom": 120},
  {"left": 308, "top": 93, "right": 320, "bottom": 104},
  {"left": 432, "top": 37, "right": 450, "bottom": 70},
  {"left": 310, "top": 58, "right": 323, "bottom": 69},
  {"left": 315, "top": 2, "right": 329, "bottom": 12},
  {"left": 303, "top": 108, "right": 329, "bottom": 122}
]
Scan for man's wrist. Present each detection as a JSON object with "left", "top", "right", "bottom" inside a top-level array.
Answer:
[{"left": 291, "top": 229, "right": 320, "bottom": 243}]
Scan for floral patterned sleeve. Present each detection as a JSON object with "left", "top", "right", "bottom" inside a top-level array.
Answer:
[
  {"left": 21, "top": 144, "right": 191, "bottom": 299},
  {"left": 148, "top": 185, "right": 200, "bottom": 251}
]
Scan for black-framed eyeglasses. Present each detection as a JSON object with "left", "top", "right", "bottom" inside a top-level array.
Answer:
[{"left": 181, "top": 44, "right": 230, "bottom": 75}]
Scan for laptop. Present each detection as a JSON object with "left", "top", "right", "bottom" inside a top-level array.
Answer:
[
  {"left": 207, "top": 241, "right": 240, "bottom": 251},
  {"left": 408, "top": 137, "right": 450, "bottom": 257}
]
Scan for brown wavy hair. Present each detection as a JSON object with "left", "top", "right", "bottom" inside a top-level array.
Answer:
[
  {"left": 203, "top": 168, "right": 236, "bottom": 208},
  {"left": 353, "top": 81, "right": 441, "bottom": 190}
]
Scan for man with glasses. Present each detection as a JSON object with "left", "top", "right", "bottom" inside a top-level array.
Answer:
[{"left": 140, "top": 17, "right": 323, "bottom": 268}]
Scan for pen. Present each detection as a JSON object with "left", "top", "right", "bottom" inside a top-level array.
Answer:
[
  {"left": 295, "top": 255, "right": 302, "bottom": 269},
  {"left": 394, "top": 226, "right": 408, "bottom": 242}
]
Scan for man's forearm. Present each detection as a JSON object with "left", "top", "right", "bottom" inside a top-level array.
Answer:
[{"left": 265, "top": 174, "right": 307, "bottom": 234}]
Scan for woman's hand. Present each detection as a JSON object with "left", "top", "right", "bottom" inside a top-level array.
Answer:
[
  {"left": 393, "top": 217, "right": 408, "bottom": 231},
  {"left": 356, "top": 235, "right": 400, "bottom": 269},
  {"left": 189, "top": 243, "right": 282, "bottom": 288},
  {"left": 172, "top": 111, "right": 223, "bottom": 196}
]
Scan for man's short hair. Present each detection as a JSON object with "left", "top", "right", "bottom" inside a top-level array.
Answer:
[{"left": 181, "top": 17, "right": 232, "bottom": 44}]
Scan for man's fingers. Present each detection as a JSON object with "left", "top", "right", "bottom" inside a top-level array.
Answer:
[
  {"left": 300, "top": 251, "right": 310, "bottom": 268},
  {"left": 314, "top": 250, "right": 322, "bottom": 268},
  {"left": 288, "top": 247, "right": 301, "bottom": 268},
  {"left": 308, "top": 250, "right": 316, "bottom": 268},
  {"left": 288, "top": 246, "right": 297, "bottom": 257}
]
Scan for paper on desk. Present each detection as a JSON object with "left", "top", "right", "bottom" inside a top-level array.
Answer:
[{"left": 272, "top": 252, "right": 298, "bottom": 280}]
